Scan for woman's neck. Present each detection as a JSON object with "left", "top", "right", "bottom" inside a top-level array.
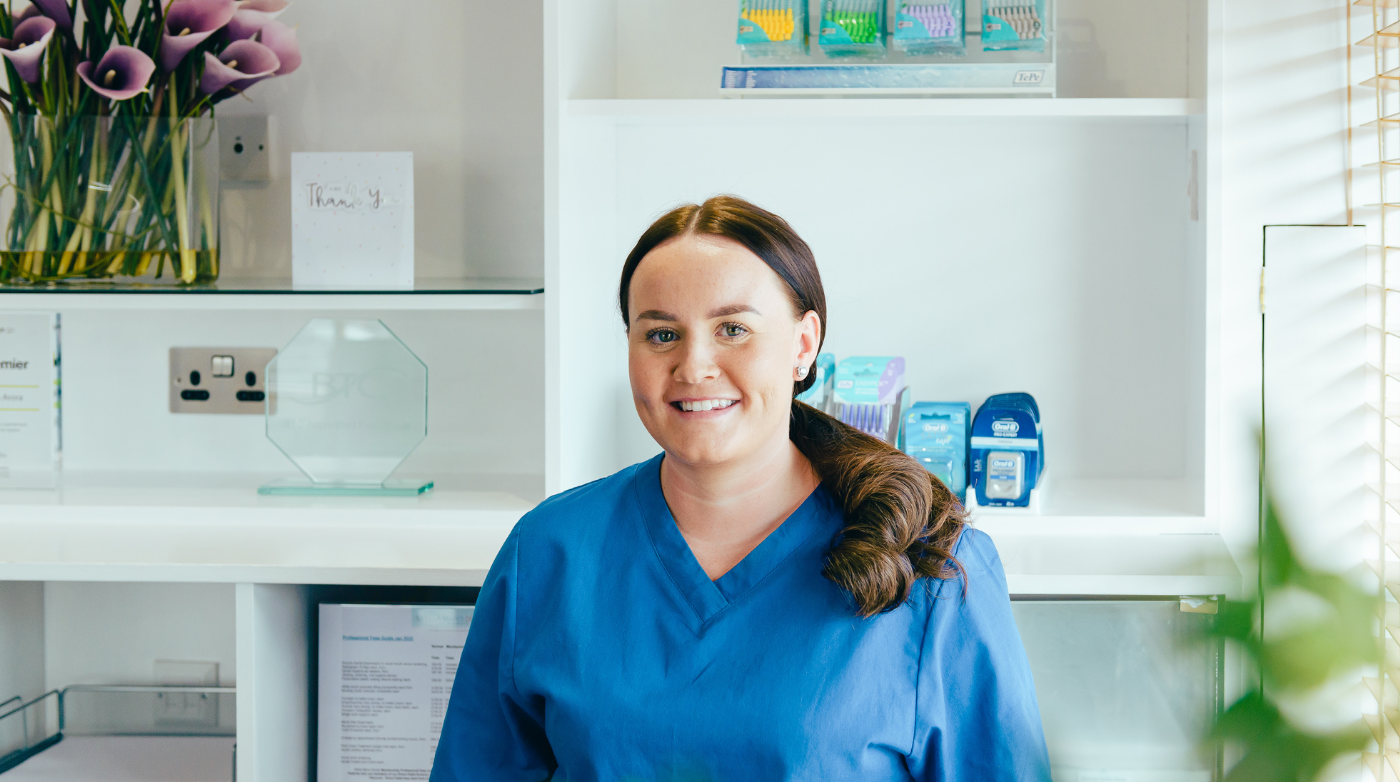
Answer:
[{"left": 661, "top": 437, "right": 821, "bottom": 581}]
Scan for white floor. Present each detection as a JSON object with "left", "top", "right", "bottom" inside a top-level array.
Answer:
[{"left": 4, "top": 736, "right": 235, "bottom": 781}]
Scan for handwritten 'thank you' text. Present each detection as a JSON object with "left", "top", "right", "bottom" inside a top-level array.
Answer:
[{"left": 305, "top": 182, "right": 402, "bottom": 212}]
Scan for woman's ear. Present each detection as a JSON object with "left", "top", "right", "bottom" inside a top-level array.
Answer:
[{"left": 793, "top": 310, "right": 821, "bottom": 374}]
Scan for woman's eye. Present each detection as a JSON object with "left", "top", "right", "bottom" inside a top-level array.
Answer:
[
  {"left": 720, "top": 323, "right": 749, "bottom": 338},
  {"left": 647, "top": 329, "right": 678, "bottom": 344}
]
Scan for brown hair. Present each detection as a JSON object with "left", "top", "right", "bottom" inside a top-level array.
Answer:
[{"left": 618, "top": 195, "right": 967, "bottom": 617}]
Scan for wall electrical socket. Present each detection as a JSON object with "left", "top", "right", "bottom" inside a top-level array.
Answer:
[
  {"left": 154, "top": 659, "right": 220, "bottom": 728},
  {"left": 169, "top": 347, "right": 277, "bottom": 414},
  {"left": 219, "top": 115, "right": 272, "bottom": 184}
]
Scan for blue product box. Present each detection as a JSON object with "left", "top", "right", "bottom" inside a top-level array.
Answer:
[
  {"left": 902, "top": 401, "right": 971, "bottom": 501},
  {"left": 969, "top": 392, "right": 1043, "bottom": 508}
]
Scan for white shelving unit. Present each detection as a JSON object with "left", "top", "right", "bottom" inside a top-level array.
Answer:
[
  {"left": 8, "top": 0, "right": 1344, "bottom": 778},
  {"left": 546, "top": 0, "right": 1226, "bottom": 600}
]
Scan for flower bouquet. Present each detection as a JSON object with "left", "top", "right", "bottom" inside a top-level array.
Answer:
[{"left": 0, "top": 0, "right": 300, "bottom": 285}]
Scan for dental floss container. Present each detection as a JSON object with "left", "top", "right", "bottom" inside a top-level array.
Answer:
[
  {"left": 902, "top": 401, "right": 971, "bottom": 501},
  {"left": 968, "top": 392, "right": 1043, "bottom": 508}
]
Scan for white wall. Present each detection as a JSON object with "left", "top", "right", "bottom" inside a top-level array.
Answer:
[
  {"left": 602, "top": 116, "right": 1194, "bottom": 485},
  {"left": 58, "top": 309, "right": 544, "bottom": 486},
  {"left": 1218, "top": 0, "right": 1351, "bottom": 560},
  {"left": 43, "top": 582, "right": 236, "bottom": 689},
  {"left": 217, "top": 0, "right": 543, "bottom": 281}
]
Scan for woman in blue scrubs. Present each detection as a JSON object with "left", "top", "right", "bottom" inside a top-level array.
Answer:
[{"left": 432, "top": 196, "right": 1050, "bottom": 781}]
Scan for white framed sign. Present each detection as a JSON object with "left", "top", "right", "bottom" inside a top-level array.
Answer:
[
  {"left": 0, "top": 312, "right": 59, "bottom": 488},
  {"left": 291, "top": 152, "right": 414, "bottom": 288}
]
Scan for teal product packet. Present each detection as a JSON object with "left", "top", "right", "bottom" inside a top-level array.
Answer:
[
  {"left": 737, "top": 0, "right": 809, "bottom": 59},
  {"left": 819, "top": 0, "right": 887, "bottom": 58},
  {"left": 893, "top": 1, "right": 965, "bottom": 56},
  {"left": 982, "top": 0, "right": 1046, "bottom": 52},
  {"left": 832, "top": 356, "right": 909, "bottom": 445},
  {"left": 902, "top": 402, "right": 970, "bottom": 501}
]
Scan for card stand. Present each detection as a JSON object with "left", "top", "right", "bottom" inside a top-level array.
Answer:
[{"left": 258, "top": 477, "right": 434, "bottom": 497}]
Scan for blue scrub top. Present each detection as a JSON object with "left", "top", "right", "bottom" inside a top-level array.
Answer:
[{"left": 432, "top": 454, "right": 1049, "bottom": 781}]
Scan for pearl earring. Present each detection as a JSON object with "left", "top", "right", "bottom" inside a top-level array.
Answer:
[{"left": 796, "top": 366, "right": 809, "bottom": 380}]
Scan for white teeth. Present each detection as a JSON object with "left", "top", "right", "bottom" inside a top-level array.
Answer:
[{"left": 679, "top": 399, "right": 735, "bottom": 412}]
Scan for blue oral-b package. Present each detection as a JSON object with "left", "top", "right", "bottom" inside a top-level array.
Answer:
[
  {"left": 902, "top": 402, "right": 970, "bottom": 501},
  {"left": 795, "top": 353, "right": 836, "bottom": 412},
  {"left": 969, "top": 392, "right": 1042, "bottom": 507}
]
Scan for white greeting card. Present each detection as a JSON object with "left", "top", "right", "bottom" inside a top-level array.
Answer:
[
  {"left": 0, "top": 312, "right": 59, "bottom": 489},
  {"left": 291, "top": 152, "right": 414, "bottom": 288}
]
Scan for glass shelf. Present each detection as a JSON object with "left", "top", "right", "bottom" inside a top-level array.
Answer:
[
  {"left": 0, "top": 277, "right": 545, "bottom": 310},
  {"left": 0, "top": 276, "right": 544, "bottom": 295}
]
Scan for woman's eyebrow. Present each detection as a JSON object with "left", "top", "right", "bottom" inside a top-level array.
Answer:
[
  {"left": 635, "top": 310, "right": 676, "bottom": 322},
  {"left": 708, "top": 304, "right": 761, "bottom": 318}
]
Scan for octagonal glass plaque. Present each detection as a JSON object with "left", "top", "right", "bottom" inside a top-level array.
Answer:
[{"left": 259, "top": 318, "right": 431, "bottom": 496}]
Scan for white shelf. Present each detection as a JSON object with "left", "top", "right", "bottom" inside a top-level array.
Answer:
[
  {"left": 0, "top": 278, "right": 545, "bottom": 311},
  {"left": 567, "top": 98, "right": 1202, "bottom": 120},
  {"left": 965, "top": 479, "right": 1235, "bottom": 596},
  {"left": 969, "top": 478, "right": 1209, "bottom": 535},
  {"left": 0, "top": 473, "right": 534, "bottom": 585},
  {"left": 0, "top": 473, "right": 1234, "bottom": 595},
  {"left": 989, "top": 532, "right": 1239, "bottom": 597}
]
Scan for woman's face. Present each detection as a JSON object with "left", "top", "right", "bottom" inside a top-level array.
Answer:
[{"left": 627, "top": 234, "right": 821, "bottom": 469}]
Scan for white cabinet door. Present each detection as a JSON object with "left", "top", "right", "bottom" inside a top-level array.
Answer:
[{"left": 1012, "top": 599, "right": 1220, "bottom": 782}]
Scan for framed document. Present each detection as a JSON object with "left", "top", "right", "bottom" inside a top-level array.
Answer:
[{"left": 317, "top": 603, "right": 473, "bottom": 781}]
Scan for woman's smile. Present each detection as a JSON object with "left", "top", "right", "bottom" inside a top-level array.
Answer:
[{"left": 672, "top": 398, "right": 739, "bottom": 413}]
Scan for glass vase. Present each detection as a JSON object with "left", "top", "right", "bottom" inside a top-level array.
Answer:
[{"left": 0, "top": 114, "right": 219, "bottom": 286}]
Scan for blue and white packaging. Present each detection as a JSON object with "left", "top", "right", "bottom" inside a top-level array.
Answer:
[
  {"left": 795, "top": 352, "right": 836, "bottom": 413},
  {"left": 902, "top": 402, "right": 970, "bottom": 501},
  {"left": 969, "top": 392, "right": 1042, "bottom": 508}
]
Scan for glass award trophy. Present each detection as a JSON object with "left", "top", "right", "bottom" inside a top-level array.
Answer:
[{"left": 259, "top": 318, "right": 431, "bottom": 496}]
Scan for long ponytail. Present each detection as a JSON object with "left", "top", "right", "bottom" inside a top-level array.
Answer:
[{"left": 619, "top": 195, "right": 966, "bottom": 616}]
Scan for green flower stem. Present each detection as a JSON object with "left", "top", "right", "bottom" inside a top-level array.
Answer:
[{"left": 166, "top": 76, "right": 193, "bottom": 283}]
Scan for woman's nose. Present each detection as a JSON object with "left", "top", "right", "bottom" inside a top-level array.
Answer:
[{"left": 673, "top": 339, "right": 720, "bottom": 385}]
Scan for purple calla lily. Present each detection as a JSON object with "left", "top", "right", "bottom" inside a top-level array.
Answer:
[
  {"left": 0, "top": 17, "right": 55, "bottom": 83},
  {"left": 76, "top": 46, "right": 157, "bottom": 100},
  {"left": 225, "top": 0, "right": 286, "bottom": 40},
  {"left": 198, "top": 39, "right": 278, "bottom": 94},
  {"left": 27, "top": 0, "right": 70, "bottom": 29},
  {"left": 256, "top": 20, "right": 299, "bottom": 75},
  {"left": 12, "top": 4, "right": 41, "bottom": 23},
  {"left": 159, "top": 0, "right": 236, "bottom": 71}
]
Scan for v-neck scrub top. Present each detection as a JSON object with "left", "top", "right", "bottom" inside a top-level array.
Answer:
[{"left": 431, "top": 454, "right": 1050, "bottom": 781}]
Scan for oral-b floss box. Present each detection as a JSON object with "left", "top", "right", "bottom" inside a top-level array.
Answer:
[
  {"left": 902, "top": 401, "right": 970, "bottom": 501},
  {"left": 969, "top": 393, "right": 1042, "bottom": 508}
]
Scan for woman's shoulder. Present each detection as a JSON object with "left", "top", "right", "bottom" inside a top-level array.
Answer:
[{"left": 915, "top": 526, "right": 1009, "bottom": 608}]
